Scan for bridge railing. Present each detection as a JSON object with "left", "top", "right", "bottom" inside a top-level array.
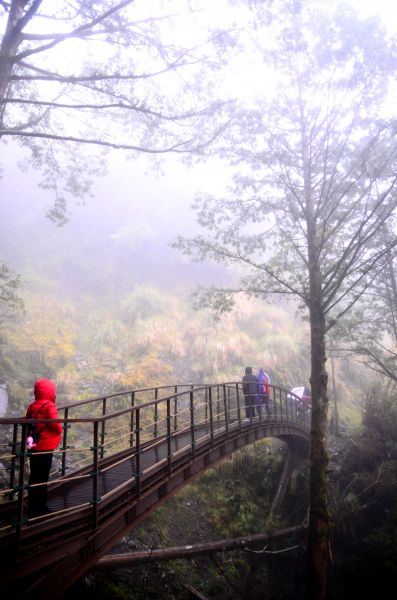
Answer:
[{"left": 0, "top": 383, "right": 309, "bottom": 545}]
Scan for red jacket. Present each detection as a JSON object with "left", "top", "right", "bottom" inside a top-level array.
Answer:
[{"left": 26, "top": 379, "right": 62, "bottom": 451}]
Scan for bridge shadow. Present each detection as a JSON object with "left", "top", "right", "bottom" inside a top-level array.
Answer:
[{"left": 0, "top": 383, "right": 310, "bottom": 599}]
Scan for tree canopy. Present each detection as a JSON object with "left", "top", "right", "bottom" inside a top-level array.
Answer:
[
  {"left": 176, "top": 1, "right": 397, "bottom": 322},
  {"left": 0, "top": 0, "right": 229, "bottom": 223}
]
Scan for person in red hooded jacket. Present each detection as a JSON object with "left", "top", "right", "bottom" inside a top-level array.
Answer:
[{"left": 25, "top": 379, "right": 62, "bottom": 517}]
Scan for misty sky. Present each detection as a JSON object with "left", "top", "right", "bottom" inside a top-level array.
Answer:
[
  {"left": 1, "top": 146, "right": 228, "bottom": 239},
  {"left": 1, "top": 0, "right": 397, "bottom": 291},
  {"left": 350, "top": 0, "right": 397, "bottom": 27},
  {"left": 0, "top": 144, "right": 233, "bottom": 294}
]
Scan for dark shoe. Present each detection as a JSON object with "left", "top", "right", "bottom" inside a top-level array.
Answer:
[{"left": 28, "top": 506, "right": 52, "bottom": 518}]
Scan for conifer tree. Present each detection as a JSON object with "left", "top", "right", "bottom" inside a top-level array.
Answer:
[{"left": 175, "top": 2, "right": 397, "bottom": 596}]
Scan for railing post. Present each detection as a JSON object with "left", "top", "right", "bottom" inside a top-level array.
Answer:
[
  {"left": 154, "top": 388, "right": 159, "bottom": 438},
  {"left": 100, "top": 398, "right": 107, "bottom": 459},
  {"left": 277, "top": 388, "right": 281, "bottom": 421},
  {"left": 280, "top": 388, "right": 283, "bottom": 422},
  {"left": 130, "top": 391, "right": 135, "bottom": 448},
  {"left": 208, "top": 386, "right": 214, "bottom": 448},
  {"left": 226, "top": 384, "right": 231, "bottom": 421},
  {"left": 236, "top": 383, "right": 242, "bottom": 432},
  {"left": 92, "top": 420, "right": 99, "bottom": 529},
  {"left": 166, "top": 398, "right": 172, "bottom": 476},
  {"left": 8, "top": 423, "right": 18, "bottom": 501},
  {"left": 257, "top": 383, "right": 262, "bottom": 424},
  {"left": 135, "top": 409, "right": 141, "bottom": 498},
  {"left": 173, "top": 385, "right": 178, "bottom": 432},
  {"left": 223, "top": 384, "right": 229, "bottom": 437},
  {"left": 61, "top": 407, "right": 69, "bottom": 476},
  {"left": 15, "top": 423, "right": 27, "bottom": 551},
  {"left": 190, "top": 389, "right": 195, "bottom": 458},
  {"left": 216, "top": 385, "right": 220, "bottom": 422}
]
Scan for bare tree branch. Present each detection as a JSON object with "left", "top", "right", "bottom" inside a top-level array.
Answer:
[
  {"left": 1, "top": 96, "right": 229, "bottom": 122},
  {"left": 13, "top": 0, "right": 135, "bottom": 62},
  {"left": 0, "top": 121, "right": 230, "bottom": 153}
]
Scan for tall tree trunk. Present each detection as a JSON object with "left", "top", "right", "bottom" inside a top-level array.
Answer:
[
  {"left": 0, "top": 0, "right": 24, "bottom": 123},
  {"left": 386, "top": 246, "right": 397, "bottom": 343},
  {"left": 378, "top": 223, "right": 397, "bottom": 343},
  {"left": 307, "top": 242, "right": 329, "bottom": 600},
  {"left": 329, "top": 336, "right": 339, "bottom": 437},
  {"left": 0, "top": 1, "right": 43, "bottom": 126},
  {"left": 299, "top": 67, "right": 330, "bottom": 593},
  {"left": 267, "top": 447, "right": 292, "bottom": 521}
]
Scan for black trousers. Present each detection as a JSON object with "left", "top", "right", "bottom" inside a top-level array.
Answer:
[
  {"left": 244, "top": 394, "right": 256, "bottom": 418},
  {"left": 28, "top": 451, "right": 53, "bottom": 514},
  {"left": 260, "top": 393, "right": 271, "bottom": 415}
]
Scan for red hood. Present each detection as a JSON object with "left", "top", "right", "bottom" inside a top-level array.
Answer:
[{"left": 34, "top": 379, "right": 56, "bottom": 403}]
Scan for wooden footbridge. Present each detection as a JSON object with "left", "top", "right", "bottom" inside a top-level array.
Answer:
[{"left": 0, "top": 382, "right": 310, "bottom": 599}]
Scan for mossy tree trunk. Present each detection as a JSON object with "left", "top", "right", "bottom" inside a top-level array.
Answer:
[
  {"left": 304, "top": 111, "right": 330, "bottom": 598},
  {"left": 307, "top": 258, "right": 329, "bottom": 600}
]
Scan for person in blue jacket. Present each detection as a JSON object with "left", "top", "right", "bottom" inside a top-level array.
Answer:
[{"left": 258, "top": 368, "right": 272, "bottom": 416}]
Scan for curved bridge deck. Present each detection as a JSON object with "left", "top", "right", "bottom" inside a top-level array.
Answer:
[{"left": 0, "top": 382, "right": 310, "bottom": 599}]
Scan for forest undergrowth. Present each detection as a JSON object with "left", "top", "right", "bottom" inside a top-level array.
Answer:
[{"left": 0, "top": 283, "right": 383, "bottom": 599}]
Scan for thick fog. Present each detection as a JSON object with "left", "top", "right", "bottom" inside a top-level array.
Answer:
[
  {"left": 1, "top": 0, "right": 395, "bottom": 302},
  {"left": 0, "top": 147, "right": 232, "bottom": 295}
]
